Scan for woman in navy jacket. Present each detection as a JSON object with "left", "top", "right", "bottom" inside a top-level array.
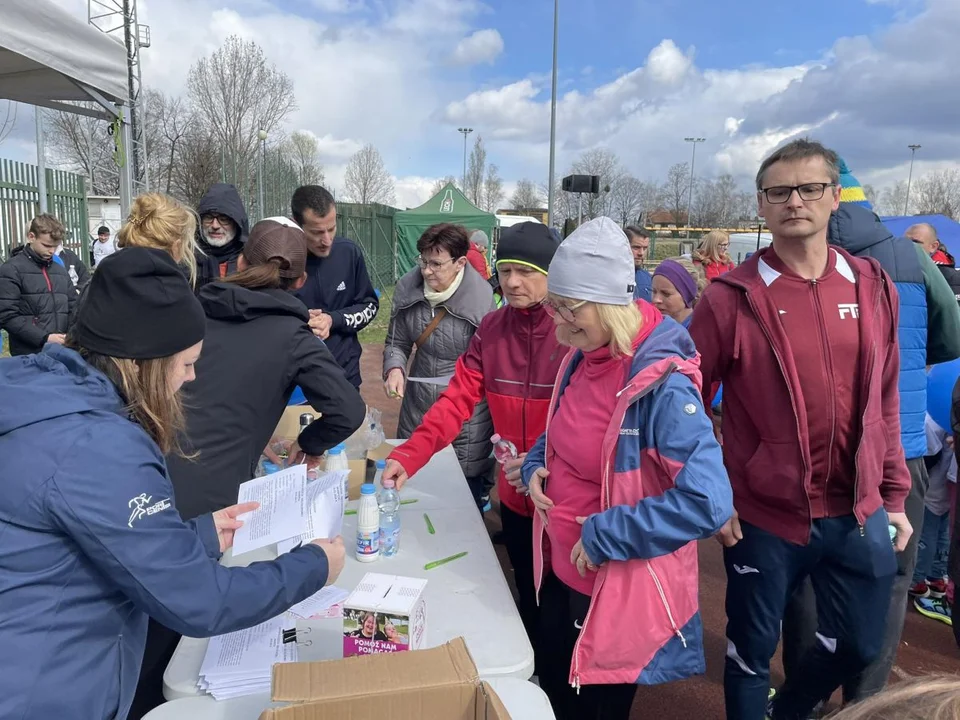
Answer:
[{"left": 0, "top": 248, "right": 342, "bottom": 720}]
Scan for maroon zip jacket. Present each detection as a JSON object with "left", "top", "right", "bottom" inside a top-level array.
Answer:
[{"left": 689, "top": 245, "right": 910, "bottom": 545}]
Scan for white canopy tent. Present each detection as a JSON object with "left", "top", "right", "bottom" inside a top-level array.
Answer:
[{"left": 0, "top": 0, "right": 133, "bottom": 212}]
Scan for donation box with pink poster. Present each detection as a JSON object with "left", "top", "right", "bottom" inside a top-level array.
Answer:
[{"left": 342, "top": 573, "right": 427, "bottom": 658}]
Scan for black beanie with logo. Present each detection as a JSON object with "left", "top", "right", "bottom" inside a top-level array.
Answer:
[
  {"left": 73, "top": 247, "right": 206, "bottom": 359},
  {"left": 495, "top": 222, "right": 561, "bottom": 275}
]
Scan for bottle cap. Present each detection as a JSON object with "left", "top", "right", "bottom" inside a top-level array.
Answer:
[
  {"left": 491, "top": 433, "right": 502, "bottom": 443},
  {"left": 360, "top": 483, "right": 376, "bottom": 495},
  {"left": 329, "top": 443, "right": 345, "bottom": 454},
  {"left": 382, "top": 477, "right": 395, "bottom": 489},
  {"left": 375, "top": 459, "right": 386, "bottom": 469}
]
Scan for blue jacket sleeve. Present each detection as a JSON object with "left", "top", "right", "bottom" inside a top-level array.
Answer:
[
  {"left": 580, "top": 374, "right": 734, "bottom": 563},
  {"left": 46, "top": 424, "right": 330, "bottom": 638},
  {"left": 521, "top": 431, "right": 548, "bottom": 487},
  {"left": 185, "top": 515, "right": 222, "bottom": 559}
]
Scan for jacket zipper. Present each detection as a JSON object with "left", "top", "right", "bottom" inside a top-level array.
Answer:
[
  {"left": 744, "top": 294, "right": 812, "bottom": 532},
  {"left": 852, "top": 278, "right": 883, "bottom": 534},
  {"left": 42, "top": 267, "right": 53, "bottom": 292},
  {"left": 811, "top": 278, "right": 838, "bottom": 514},
  {"left": 570, "top": 364, "right": 676, "bottom": 690}
]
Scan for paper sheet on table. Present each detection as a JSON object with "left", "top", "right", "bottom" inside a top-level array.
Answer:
[
  {"left": 232, "top": 465, "right": 306, "bottom": 556},
  {"left": 406, "top": 374, "right": 453, "bottom": 386},
  {"left": 276, "top": 470, "right": 348, "bottom": 555},
  {"left": 198, "top": 615, "right": 297, "bottom": 700},
  {"left": 286, "top": 586, "right": 350, "bottom": 619}
]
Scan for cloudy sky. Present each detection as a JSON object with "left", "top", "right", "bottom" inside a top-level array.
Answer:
[{"left": 4, "top": 0, "right": 959, "bottom": 208}]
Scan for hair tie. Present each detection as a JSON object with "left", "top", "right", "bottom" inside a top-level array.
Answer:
[{"left": 130, "top": 208, "right": 155, "bottom": 229}]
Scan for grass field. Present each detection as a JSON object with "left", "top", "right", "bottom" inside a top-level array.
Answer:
[{"left": 359, "top": 286, "right": 393, "bottom": 345}]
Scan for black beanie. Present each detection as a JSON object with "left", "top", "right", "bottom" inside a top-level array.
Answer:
[
  {"left": 495, "top": 222, "right": 561, "bottom": 275},
  {"left": 73, "top": 247, "right": 206, "bottom": 360}
]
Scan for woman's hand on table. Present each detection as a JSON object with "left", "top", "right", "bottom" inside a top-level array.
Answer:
[
  {"left": 503, "top": 453, "right": 528, "bottom": 494},
  {"left": 212, "top": 501, "right": 260, "bottom": 553},
  {"left": 571, "top": 517, "right": 599, "bottom": 578},
  {"left": 383, "top": 459, "right": 410, "bottom": 490},
  {"left": 528, "top": 467, "right": 553, "bottom": 527},
  {"left": 311, "top": 536, "right": 346, "bottom": 584},
  {"left": 384, "top": 369, "right": 405, "bottom": 399}
]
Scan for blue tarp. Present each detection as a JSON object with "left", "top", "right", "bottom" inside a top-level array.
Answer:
[{"left": 881, "top": 214, "right": 960, "bottom": 258}]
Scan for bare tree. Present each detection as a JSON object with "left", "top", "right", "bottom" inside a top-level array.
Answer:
[
  {"left": 343, "top": 144, "right": 395, "bottom": 205},
  {"left": 465, "top": 136, "right": 487, "bottom": 207},
  {"left": 862, "top": 183, "right": 878, "bottom": 210},
  {"left": 187, "top": 36, "right": 297, "bottom": 193},
  {"left": 170, "top": 126, "right": 222, "bottom": 207},
  {"left": 0, "top": 101, "right": 17, "bottom": 146},
  {"left": 143, "top": 89, "right": 190, "bottom": 195},
  {"left": 696, "top": 174, "right": 746, "bottom": 228},
  {"left": 430, "top": 175, "right": 458, "bottom": 196},
  {"left": 912, "top": 170, "right": 960, "bottom": 219},
  {"left": 510, "top": 179, "right": 544, "bottom": 210},
  {"left": 284, "top": 131, "right": 325, "bottom": 186},
  {"left": 610, "top": 176, "right": 646, "bottom": 226},
  {"left": 43, "top": 105, "right": 118, "bottom": 195},
  {"left": 483, "top": 163, "right": 504, "bottom": 213},
  {"left": 570, "top": 148, "right": 622, "bottom": 219},
  {"left": 661, "top": 162, "right": 691, "bottom": 228},
  {"left": 878, "top": 181, "right": 910, "bottom": 216}
]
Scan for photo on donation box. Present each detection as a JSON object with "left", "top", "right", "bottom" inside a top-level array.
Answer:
[{"left": 343, "top": 609, "right": 409, "bottom": 655}]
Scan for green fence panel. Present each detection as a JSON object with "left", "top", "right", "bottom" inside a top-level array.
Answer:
[
  {"left": 0, "top": 160, "right": 88, "bottom": 263},
  {"left": 335, "top": 202, "right": 398, "bottom": 291}
]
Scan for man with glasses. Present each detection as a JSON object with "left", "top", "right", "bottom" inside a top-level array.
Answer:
[
  {"left": 293, "top": 185, "right": 378, "bottom": 389},
  {"left": 626, "top": 226, "right": 652, "bottom": 301},
  {"left": 194, "top": 183, "right": 250, "bottom": 290},
  {"left": 690, "top": 138, "right": 911, "bottom": 720}
]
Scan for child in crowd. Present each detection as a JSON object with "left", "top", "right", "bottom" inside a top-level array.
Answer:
[{"left": 910, "top": 413, "right": 956, "bottom": 626}]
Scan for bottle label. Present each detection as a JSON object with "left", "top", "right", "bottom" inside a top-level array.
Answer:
[
  {"left": 356, "top": 528, "right": 380, "bottom": 556},
  {"left": 381, "top": 522, "right": 399, "bottom": 556}
]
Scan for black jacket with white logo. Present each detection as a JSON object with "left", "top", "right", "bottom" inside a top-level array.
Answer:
[{"left": 295, "top": 237, "right": 379, "bottom": 387}]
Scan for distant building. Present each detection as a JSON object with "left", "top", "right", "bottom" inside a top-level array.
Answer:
[{"left": 87, "top": 195, "right": 122, "bottom": 241}]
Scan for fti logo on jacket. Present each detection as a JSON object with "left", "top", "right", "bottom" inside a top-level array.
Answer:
[
  {"left": 838, "top": 303, "right": 859, "bottom": 320},
  {"left": 127, "top": 493, "right": 172, "bottom": 527}
]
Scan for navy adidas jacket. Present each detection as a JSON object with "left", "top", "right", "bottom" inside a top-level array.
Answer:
[
  {"left": 0, "top": 346, "right": 331, "bottom": 719},
  {"left": 829, "top": 204, "right": 960, "bottom": 459},
  {"left": 295, "top": 237, "right": 379, "bottom": 387}
]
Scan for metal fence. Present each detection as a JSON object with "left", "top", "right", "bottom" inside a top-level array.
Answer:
[
  {"left": 336, "top": 202, "right": 398, "bottom": 290},
  {"left": 0, "top": 160, "right": 89, "bottom": 262}
]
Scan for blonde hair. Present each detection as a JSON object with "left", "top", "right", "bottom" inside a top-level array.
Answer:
[
  {"left": 118, "top": 193, "right": 198, "bottom": 286},
  {"left": 695, "top": 230, "right": 731, "bottom": 265},
  {"left": 549, "top": 293, "right": 642, "bottom": 358},
  {"left": 64, "top": 339, "right": 188, "bottom": 456},
  {"left": 827, "top": 675, "right": 960, "bottom": 720},
  {"left": 661, "top": 256, "right": 707, "bottom": 304}
]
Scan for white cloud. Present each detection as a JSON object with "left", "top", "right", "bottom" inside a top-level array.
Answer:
[
  {"left": 451, "top": 29, "right": 504, "bottom": 66},
  {"left": 645, "top": 40, "right": 693, "bottom": 85}
]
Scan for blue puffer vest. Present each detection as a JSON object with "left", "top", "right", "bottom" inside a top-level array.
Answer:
[{"left": 829, "top": 204, "right": 927, "bottom": 459}]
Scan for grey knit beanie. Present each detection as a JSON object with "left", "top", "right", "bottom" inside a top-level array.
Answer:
[{"left": 548, "top": 217, "right": 635, "bottom": 305}]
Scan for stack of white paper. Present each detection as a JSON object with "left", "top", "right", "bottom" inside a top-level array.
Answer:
[
  {"left": 233, "top": 467, "right": 348, "bottom": 556},
  {"left": 197, "top": 616, "right": 296, "bottom": 700},
  {"left": 287, "top": 586, "right": 350, "bottom": 619}
]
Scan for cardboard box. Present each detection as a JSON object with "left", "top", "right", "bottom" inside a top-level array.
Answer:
[
  {"left": 342, "top": 573, "right": 427, "bottom": 657},
  {"left": 274, "top": 405, "right": 322, "bottom": 441},
  {"left": 262, "top": 637, "right": 511, "bottom": 720}
]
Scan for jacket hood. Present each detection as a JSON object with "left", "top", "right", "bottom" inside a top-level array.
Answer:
[
  {"left": 626, "top": 301, "right": 697, "bottom": 378},
  {"left": 198, "top": 282, "right": 309, "bottom": 323},
  {"left": 0, "top": 345, "right": 124, "bottom": 435},
  {"left": 392, "top": 264, "right": 492, "bottom": 326},
  {"left": 197, "top": 183, "right": 250, "bottom": 245},
  {"left": 828, "top": 203, "right": 895, "bottom": 255},
  {"left": 714, "top": 244, "right": 883, "bottom": 295}
]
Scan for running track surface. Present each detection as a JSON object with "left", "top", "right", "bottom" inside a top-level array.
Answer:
[{"left": 360, "top": 344, "right": 960, "bottom": 719}]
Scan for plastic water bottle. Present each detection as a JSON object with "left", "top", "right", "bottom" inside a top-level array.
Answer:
[
  {"left": 356, "top": 483, "right": 380, "bottom": 562},
  {"left": 491, "top": 433, "right": 518, "bottom": 463},
  {"left": 68, "top": 265, "right": 79, "bottom": 287},
  {"left": 377, "top": 461, "right": 401, "bottom": 558},
  {"left": 325, "top": 443, "right": 349, "bottom": 491}
]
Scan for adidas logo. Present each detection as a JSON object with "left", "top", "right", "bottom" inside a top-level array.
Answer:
[{"left": 336, "top": 281, "right": 346, "bottom": 292}]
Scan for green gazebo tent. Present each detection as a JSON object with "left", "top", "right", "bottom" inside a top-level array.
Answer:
[{"left": 394, "top": 183, "right": 496, "bottom": 276}]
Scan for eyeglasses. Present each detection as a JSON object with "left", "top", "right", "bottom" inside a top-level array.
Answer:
[
  {"left": 760, "top": 183, "right": 837, "bottom": 204},
  {"left": 201, "top": 213, "right": 233, "bottom": 226},
  {"left": 415, "top": 255, "right": 456, "bottom": 272},
  {"left": 541, "top": 298, "right": 587, "bottom": 323}
]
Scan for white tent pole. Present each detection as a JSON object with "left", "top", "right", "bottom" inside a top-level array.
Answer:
[
  {"left": 35, "top": 106, "right": 48, "bottom": 213},
  {"left": 117, "top": 105, "right": 133, "bottom": 217}
]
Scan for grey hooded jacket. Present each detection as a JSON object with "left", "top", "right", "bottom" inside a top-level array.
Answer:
[{"left": 384, "top": 266, "right": 496, "bottom": 478}]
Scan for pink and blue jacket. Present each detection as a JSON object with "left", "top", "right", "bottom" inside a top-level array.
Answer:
[{"left": 522, "top": 305, "right": 733, "bottom": 688}]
